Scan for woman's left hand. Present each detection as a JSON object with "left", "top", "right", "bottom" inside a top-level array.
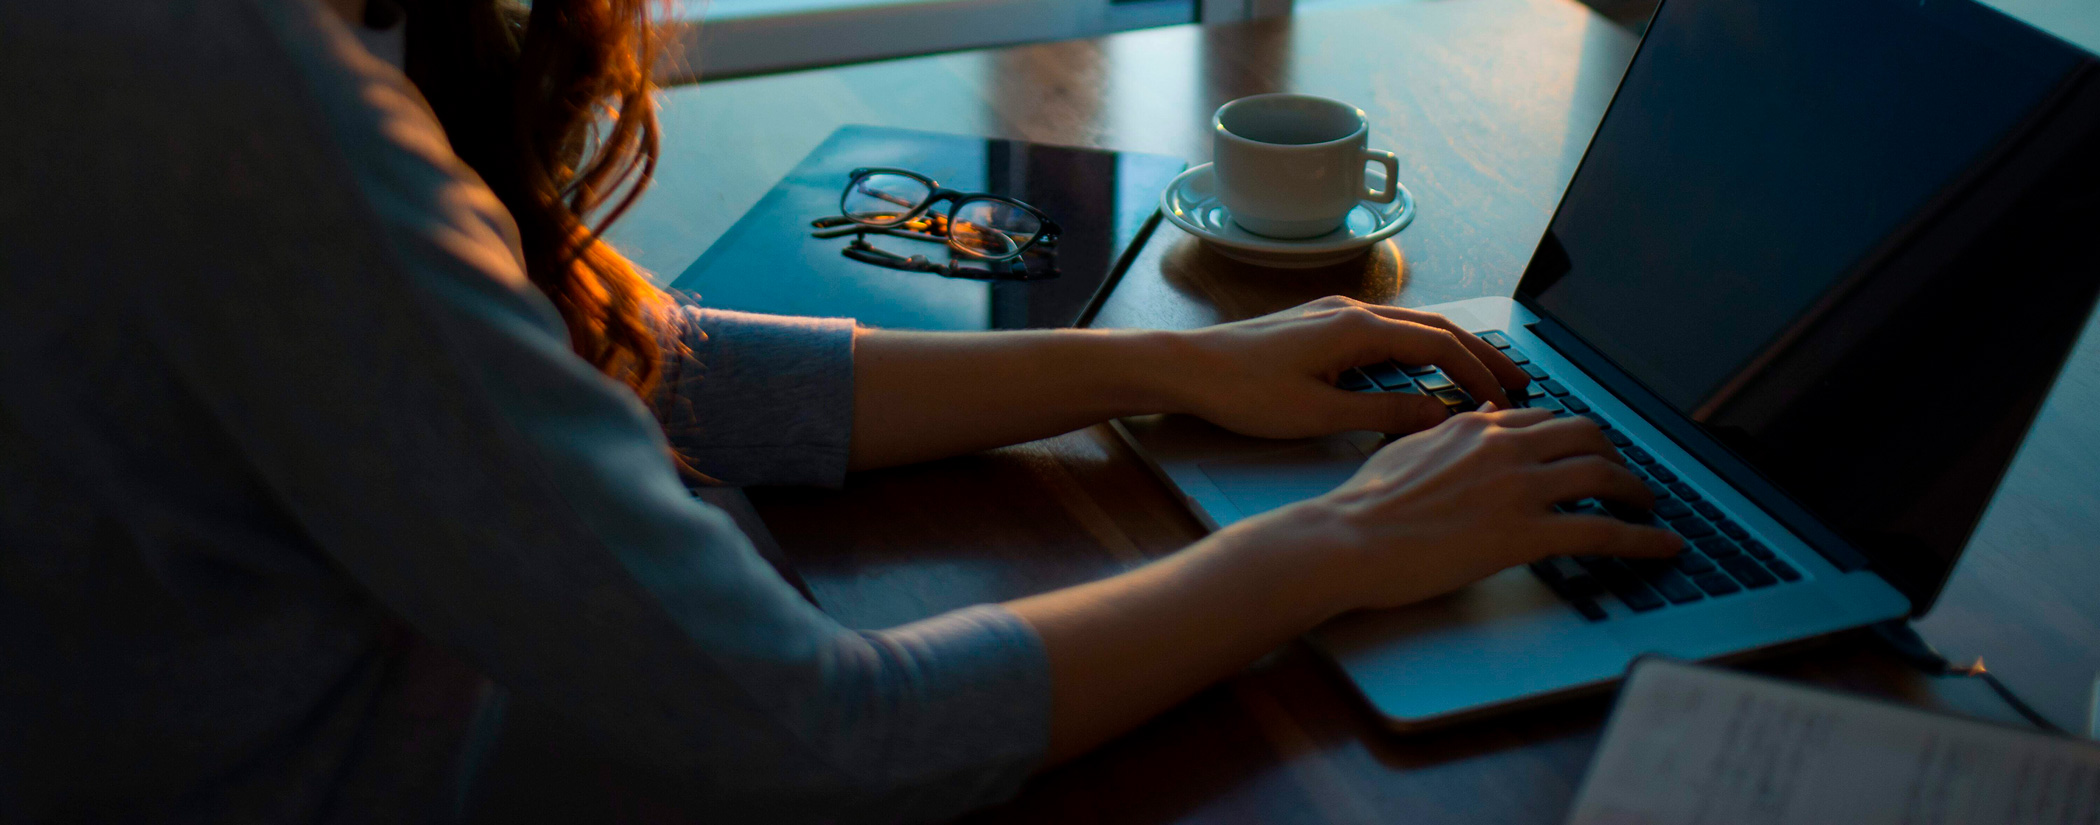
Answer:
[{"left": 1163, "top": 296, "right": 1532, "bottom": 439}]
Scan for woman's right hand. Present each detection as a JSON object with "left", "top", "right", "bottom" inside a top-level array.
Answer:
[
  {"left": 1012, "top": 405, "right": 1683, "bottom": 765},
  {"left": 1242, "top": 405, "right": 1684, "bottom": 616}
]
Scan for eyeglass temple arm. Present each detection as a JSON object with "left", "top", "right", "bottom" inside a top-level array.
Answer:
[{"left": 841, "top": 236, "right": 1056, "bottom": 281}]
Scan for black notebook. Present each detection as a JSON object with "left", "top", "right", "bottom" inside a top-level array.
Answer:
[{"left": 669, "top": 125, "right": 1187, "bottom": 330}]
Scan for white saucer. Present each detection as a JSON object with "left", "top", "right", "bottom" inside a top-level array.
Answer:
[{"left": 1158, "top": 163, "right": 1416, "bottom": 268}]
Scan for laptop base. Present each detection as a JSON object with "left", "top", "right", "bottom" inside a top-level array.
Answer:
[{"left": 1114, "top": 296, "right": 1911, "bottom": 730}]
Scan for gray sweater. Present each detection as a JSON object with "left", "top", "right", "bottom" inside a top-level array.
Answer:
[{"left": 0, "top": 1, "right": 1049, "bottom": 822}]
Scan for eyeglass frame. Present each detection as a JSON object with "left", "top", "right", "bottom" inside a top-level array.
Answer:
[{"left": 835, "top": 167, "right": 1063, "bottom": 262}]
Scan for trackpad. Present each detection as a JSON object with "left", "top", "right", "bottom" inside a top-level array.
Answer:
[{"left": 1198, "top": 440, "right": 1369, "bottom": 519}]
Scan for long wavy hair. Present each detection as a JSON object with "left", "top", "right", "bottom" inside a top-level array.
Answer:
[{"left": 394, "top": 0, "right": 672, "bottom": 400}]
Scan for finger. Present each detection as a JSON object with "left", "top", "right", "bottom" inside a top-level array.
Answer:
[
  {"left": 1378, "top": 320, "right": 1515, "bottom": 410},
  {"left": 1357, "top": 305, "right": 1533, "bottom": 393},
  {"left": 1538, "top": 514, "right": 1685, "bottom": 558},
  {"left": 1475, "top": 406, "right": 1555, "bottom": 428},
  {"left": 1528, "top": 455, "right": 1654, "bottom": 510},
  {"left": 1322, "top": 386, "right": 1453, "bottom": 434},
  {"left": 1500, "top": 416, "right": 1622, "bottom": 465},
  {"left": 1430, "top": 407, "right": 1549, "bottom": 436}
]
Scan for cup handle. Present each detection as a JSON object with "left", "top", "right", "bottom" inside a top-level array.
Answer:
[{"left": 1363, "top": 150, "right": 1400, "bottom": 204}]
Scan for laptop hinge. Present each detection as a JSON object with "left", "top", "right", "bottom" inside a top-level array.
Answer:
[{"left": 1517, "top": 304, "right": 1875, "bottom": 574}]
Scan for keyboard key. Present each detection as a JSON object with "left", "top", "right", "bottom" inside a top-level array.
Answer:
[
  {"left": 1741, "top": 540, "right": 1774, "bottom": 561},
  {"left": 1402, "top": 363, "right": 1440, "bottom": 376},
  {"left": 1653, "top": 499, "right": 1693, "bottom": 520},
  {"left": 1720, "top": 557, "right": 1778, "bottom": 589},
  {"left": 1362, "top": 362, "right": 1414, "bottom": 390},
  {"left": 1643, "top": 478, "right": 1671, "bottom": 498},
  {"left": 1623, "top": 446, "right": 1655, "bottom": 465},
  {"left": 1532, "top": 558, "right": 1607, "bottom": 601},
  {"left": 1648, "top": 570, "right": 1706, "bottom": 604},
  {"left": 1570, "top": 597, "right": 1608, "bottom": 621},
  {"left": 1674, "top": 552, "right": 1716, "bottom": 575},
  {"left": 1533, "top": 556, "right": 1583, "bottom": 582},
  {"left": 1766, "top": 559, "right": 1801, "bottom": 581},
  {"left": 1649, "top": 465, "right": 1679, "bottom": 483},
  {"left": 1691, "top": 500, "right": 1722, "bottom": 520},
  {"left": 1480, "top": 331, "right": 1513, "bottom": 349},
  {"left": 1605, "top": 430, "right": 1631, "bottom": 447},
  {"left": 1562, "top": 396, "right": 1592, "bottom": 413},
  {"left": 1605, "top": 503, "right": 1659, "bottom": 526},
  {"left": 1587, "top": 557, "right": 1660, "bottom": 592},
  {"left": 1693, "top": 572, "right": 1743, "bottom": 596},
  {"left": 1581, "top": 412, "right": 1612, "bottom": 428},
  {"left": 1714, "top": 518, "right": 1748, "bottom": 540},
  {"left": 1389, "top": 382, "right": 1425, "bottom": 395},
  {"left": 1669, "top": 516, "right": 1716, "bottom": 540},
  {"left": 1522, "top": 364, "right": 1549, "bottom": 380},
  {"left": 1338, "top": 369, "right": 1375, "bottom": 391},
  {"left": 1416, "top": 373, "right": 1456, "bottom": 392},
  {"left": 1434, "top": 389, "right": 1476, "bottom": 410},
  {"left": 1503, "top": 348, "right": 1530, "bottom": 365},
  {"left": 1540, "top": 379, "right": 1569, "bottom": 396},
  {"left": 1526, "top": 383, "right": 1548, "bottom": 399},
  {"left": 1527, "top": 397, "right": 1564, "bottom": 413},
  {"left": 1615, "top": 583, "right": 1665, "bottom": 612},
  {"left": 1668, "top": 482, "right": 1702, "bottom": 501},
  {"left": 1696, "top": 536, "right": 1740, "bottom": 557}
]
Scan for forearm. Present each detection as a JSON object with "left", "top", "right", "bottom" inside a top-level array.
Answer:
[
  {"left": 1003, "top": 506, "right": 1349, "bottom": 763},
  {"left": 848, "top": 298, "right": 1542, "bottom": 473},
  {"left": 849, "top": 327, "right": 1192, "bottom": 470}
]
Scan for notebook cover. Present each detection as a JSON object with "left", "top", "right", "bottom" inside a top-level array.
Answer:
[{"left": 669, "top": 125, "right": 1187, "bottom": 330}]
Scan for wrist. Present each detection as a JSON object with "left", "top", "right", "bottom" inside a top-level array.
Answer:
[
  {"left": 1107, "top": 327, "right": 1211, "bottom": 417},
  {"left": 1200, "top": 500, "right": 1363, "bottom": 628}
]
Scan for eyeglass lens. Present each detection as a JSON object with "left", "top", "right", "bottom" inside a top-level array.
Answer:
[
  {"left": 841, "top": 173, "right": 933, "bottom": 227},
  {"left": 949, "top": 198, "right": 1044, "bottom": 259}
]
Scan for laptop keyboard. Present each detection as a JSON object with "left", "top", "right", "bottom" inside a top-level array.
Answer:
[{"left": 1335, "top": 329, "right": 1804, "bottom": 622}]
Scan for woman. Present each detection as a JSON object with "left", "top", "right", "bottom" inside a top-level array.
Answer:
[{"left": 0, "top": 0, "right": 1679, "bottom": 821}]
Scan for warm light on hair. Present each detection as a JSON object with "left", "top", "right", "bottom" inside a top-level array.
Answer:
[{"left": 398, "top": 0, "right": 674, "bottom": 400}]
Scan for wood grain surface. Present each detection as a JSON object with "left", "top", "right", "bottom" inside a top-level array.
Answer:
[{"left": 599, "top": 1, "right": 2100, "bottom": 821}]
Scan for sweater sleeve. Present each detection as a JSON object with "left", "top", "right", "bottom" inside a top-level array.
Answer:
[
  {"left": 128, "top": 0, "right": 1051, "bottom": 819},
  {"left": 655, "top": 307, "right": 858, "bottom": 488}
]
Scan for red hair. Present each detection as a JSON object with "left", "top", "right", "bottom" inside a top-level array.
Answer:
[{"left": 397, "top": 0, "right": 671, "bottom": 398}]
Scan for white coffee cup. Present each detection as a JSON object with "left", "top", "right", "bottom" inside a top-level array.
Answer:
[{"left": 1212, "top": 93, "right": 1400, "bottom": 239}]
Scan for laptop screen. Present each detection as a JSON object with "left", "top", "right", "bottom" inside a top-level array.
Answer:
[{"left": 1516, "top": 0, "right": 2100, "bottom": 608}]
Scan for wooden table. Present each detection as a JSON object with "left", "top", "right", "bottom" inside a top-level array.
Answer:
[{"left": 610, "top": 0, "right": 2100, "bottom": 820}]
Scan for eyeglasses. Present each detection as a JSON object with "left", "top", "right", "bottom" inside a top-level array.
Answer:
[{"left": 809, "top": 168, "right": 1063, "bottom": 281}]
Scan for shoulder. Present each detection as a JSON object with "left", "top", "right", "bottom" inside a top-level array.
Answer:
[
  {"left": 0, "top": 0, "right": 402, "bottom": 246},
  {"left": 0, "top": 0, "right": 544, "bottom": 321},
  {"left": 3, "top": 1, "right": 358, "bottom": 154}
]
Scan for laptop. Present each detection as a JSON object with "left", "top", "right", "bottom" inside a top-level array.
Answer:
[{"left": 1117, "top": 0, "right": 2100, "bottom": 729}]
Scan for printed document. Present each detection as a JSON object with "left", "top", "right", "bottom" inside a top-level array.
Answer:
[{"left": 1568, "top": 659, "right": 2100, "bottom": 824}]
